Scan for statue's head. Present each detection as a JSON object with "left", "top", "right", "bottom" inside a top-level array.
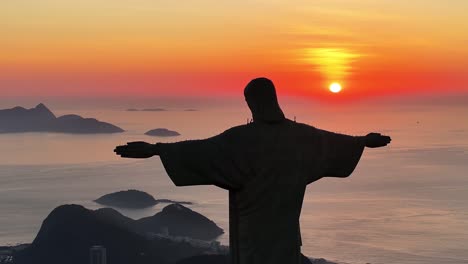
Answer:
[{"left": 244, "top": 77, "right": 285, "bottom": 123}]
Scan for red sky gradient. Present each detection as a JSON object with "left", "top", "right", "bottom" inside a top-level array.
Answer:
[{"left": 2, "top": 1, "right": 468, "bottom": 101}]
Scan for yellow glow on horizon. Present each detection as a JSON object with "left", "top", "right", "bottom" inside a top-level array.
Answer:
[{"left": 304, "top": 48, "right": 361, "bottom": 82}]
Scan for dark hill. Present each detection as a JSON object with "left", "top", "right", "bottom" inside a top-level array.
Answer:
[
  {"left": 94, "top": 189, "right": 192, "bottom": 209},
  {"left": 135, "top": 203, "right": 224, "bottom": 240},
  {"left": 0, "top": 103, "right": 123, "bottom": 134},
  {"left": 93, "top": 197, "right": 222, "bottom": 240},
  {"left": 13, "top": 205, "right": 205, "bottom": 264},
  {"left": 92, "top": 201, "right": 223, "bottom": 241},
  {"left": 94, "top": 207, "right": 135, "bottom": 230}
]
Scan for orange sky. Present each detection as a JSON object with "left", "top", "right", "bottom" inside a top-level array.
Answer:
[{"left": 2, "top": 0, "right": 468, "bottom": 101}]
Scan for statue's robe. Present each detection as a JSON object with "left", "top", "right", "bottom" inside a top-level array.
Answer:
[{"left": 157, "top": 119, "right": 365, "bottom": 264}]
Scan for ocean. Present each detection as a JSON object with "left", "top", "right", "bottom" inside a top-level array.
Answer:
[{"left": 0, "top": 97, "right": 467, "bottom": 264}]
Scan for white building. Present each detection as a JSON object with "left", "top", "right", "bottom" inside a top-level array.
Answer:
[{"left": 90, "top": 245, "right": 107, "bottom": 264}]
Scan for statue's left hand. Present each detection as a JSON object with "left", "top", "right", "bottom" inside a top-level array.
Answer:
[{"left": 114, "top": 141, "right": 157, "bottom": 159}]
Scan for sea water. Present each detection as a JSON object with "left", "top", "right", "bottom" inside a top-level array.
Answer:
[{"left": 0, "top": 98, "right": 467, "bottom": 264}]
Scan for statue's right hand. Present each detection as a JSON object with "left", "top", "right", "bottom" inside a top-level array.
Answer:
[
  {"left": 114, "top": 141, "right": 158, "bottom": 159},
  {"left": 365, "top": 133, "right": 392, "bottom": 148}
]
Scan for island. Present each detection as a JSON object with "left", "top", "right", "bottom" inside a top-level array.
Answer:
[
  {"left": 0, "top": 103, "right": 124, "bottom": 134},
  {"left": 94, "top": 189, "right": 192, "bottom": 209},
  {"left": 145, "top": 128, "right": 180, "bottom": 137},
  {"left": 126, "top": 108, "right": 167, "bottom": 112}
]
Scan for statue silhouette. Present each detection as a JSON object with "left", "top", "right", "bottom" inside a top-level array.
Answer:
[{"left": 114, "top": 77, "right": 391, "bottom": 264}]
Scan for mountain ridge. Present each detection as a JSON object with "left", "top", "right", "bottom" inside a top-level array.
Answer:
[{"left": 0, "top": 103, "right": 123, "bottom": 134}]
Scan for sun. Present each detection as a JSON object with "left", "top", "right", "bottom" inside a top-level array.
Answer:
[{"left": 329, "top": 82, "right": 342, "bottom": 93}]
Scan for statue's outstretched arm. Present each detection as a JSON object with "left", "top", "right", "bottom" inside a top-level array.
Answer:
[
  {"left": 361, "top": 133, "right": 392, "bottom": 148},
  {"left": 114, "top": 141, "right": 161, "bottom": 159}
]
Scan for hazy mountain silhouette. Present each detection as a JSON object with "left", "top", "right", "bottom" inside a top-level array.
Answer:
[
  {"left": 94, "top": 189, "right": 192, "bottom": 208},
  {"left": 135, "top": 203, "right": 224, "bottom": 240},
  {"left": 0, "top": 103, "right": 123, "bottom": 134},
  {"left": 92, "top": 202, "right": 222, "bottom": 240},
  {"left": 13, "top": 204, "right": 205, "bottom": 264},
  {"left": 145, "top": 128, "right": 181, "bottom": 137},
  {"left": 8, "top": 205, "right": 331, "bottom": 264}
]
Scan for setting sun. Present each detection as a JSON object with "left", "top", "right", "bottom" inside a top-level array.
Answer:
[{"left": 329, "top": 82, "right": 342, "bottom": 93}]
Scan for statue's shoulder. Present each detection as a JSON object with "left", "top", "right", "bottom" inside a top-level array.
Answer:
[
  {"left": 292, "top": 120, "right": 317, "bottom": 130},
  {"left": 219, "top": 124, "right": 250, "bottom": 136},
  {"left": 289, "top": 121, "right": 322, "bottom": 138}
]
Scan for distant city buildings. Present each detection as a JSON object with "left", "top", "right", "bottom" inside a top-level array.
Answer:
[
  {"left": 0, "top": 247, "right": 15, "bottom": 264},
  {"left": 90, "top": 245, "right": 107, "bottom": 264},
  {"left": 0, "top": 255, "right": 13, "bottom": 264}
]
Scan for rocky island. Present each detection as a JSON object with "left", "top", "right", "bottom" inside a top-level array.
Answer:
[
  {"left": 94, "top": 189, "right": 192, "bottom": 209},
  {"left": 145, "top": 128, "right": 180, "bottom": 137},
  {"left": 126, "top": 108, "right": 166, "bottom": 112},
  {"left": 0, "top": 103, "right": 123, "bottom": 134}
]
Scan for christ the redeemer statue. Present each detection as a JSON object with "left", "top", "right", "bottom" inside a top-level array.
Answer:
[{"left": 114, "top": 77, "right": 391, "bottom": 264}]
